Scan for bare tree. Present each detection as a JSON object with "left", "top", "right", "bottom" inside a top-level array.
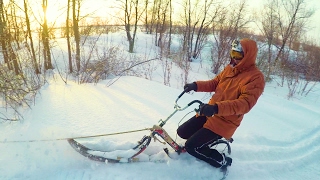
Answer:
[
  {"left": 278, "top": 1, "right": 312, "bottom": 83},
  {"left": 23, "top": 0, "right": 40, "bottom": 74},
  {"left": 144, "top": 0, "right": 156, "bottom": 34},
  {"left": 118, "top": 0, "right": 145, "bottom": 53},
  {"left": 273, "top": 0, "right": 313, "bottom": 63},
  {"left": 181, "top": 0, "right": 192, "bottom": 62},
  {"left": 211, "top": 0, "right": 250, "bottom": 74},
  {"left": 167, "top": 0, "right": 172, "bottom": 54},
  {"left": 191, "top": 0, "right": 219, "bottom": 60},
  {"left": 299, "top": 42, "right": 320, "bottom": 96},
  {"left": 255, "top": 0, "right": 314, "bottom": 88},
  {"left": 256, "top": 0, "right": 279, "bottom": 81},
  {"left": 143, "top": 0, "right": 149, "bottom": 33},
  {"left": 0, "top": 0, "right": 44, "bottom": 120},
  {"left": 42, "top": 0, "right": 53, "bottom": 70},
  {"left": 179, "top": 0, "right": 217, "bottom": 62},
  {"left": 66, "top": 0, "right": 73, "bottom": 73},
  {"left": 0, "top": 0, "right": 13, "bottom": 71},
  {"left": 72, "top": 0, "right": 81, "bottom": 71},
  {"left": 155, "top": 0, "right": 169, "bottom": 47}
]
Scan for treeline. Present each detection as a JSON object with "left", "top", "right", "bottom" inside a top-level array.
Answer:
[{"left": 0, "top": 0, "right": 319, "bottom": 120}]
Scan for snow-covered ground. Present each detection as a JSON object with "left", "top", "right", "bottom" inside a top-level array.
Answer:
[{"left": 1, "top": 32, "right": 320, "bottom": 180}]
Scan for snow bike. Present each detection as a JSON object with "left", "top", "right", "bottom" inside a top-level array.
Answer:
[{"left": 68, "top": 88, "right": 233, "bottom": 164}]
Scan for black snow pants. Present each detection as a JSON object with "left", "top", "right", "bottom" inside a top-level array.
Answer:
[{"left": 177, "top": 115, "right": 224, "bottom": 168}]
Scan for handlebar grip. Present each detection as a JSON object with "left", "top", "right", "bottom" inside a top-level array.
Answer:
[
  {"left": 178, "top": 88, "right": 188, "bottom": 99},
  {"left": 187, "top": 100, "right": 203, "bottom": 106},
  {"left": 187, "top": 100, "right": 203, "bottom": 113}
]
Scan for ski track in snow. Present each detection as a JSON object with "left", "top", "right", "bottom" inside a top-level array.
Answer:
[{"left": 230, "top": 117, "right": 320, "bottom": 179}]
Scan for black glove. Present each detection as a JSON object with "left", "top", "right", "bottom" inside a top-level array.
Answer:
[
  {"left": 199, "top": 104, "right": 218, "bottom": 116},
  {"left": 184, "top": 82, "right": 197, "bottom": 92}
]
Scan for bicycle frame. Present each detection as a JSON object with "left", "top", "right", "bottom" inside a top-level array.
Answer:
[
  {"left": 130, "top": 89, "right": 233, "bottom": 162},
  {"left": 130, "top": 89, "right": 203, "bottom": 159}
]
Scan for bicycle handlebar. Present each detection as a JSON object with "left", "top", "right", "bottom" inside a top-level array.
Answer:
[
  {"left": 158, "top": 89, "right": 204, "bottom": 127},
  {"left": 175, "top": 88, "right": 204, "bottom": 111},
  {"left": 175, "top": 88, "right": 188, "bottom": 104}
]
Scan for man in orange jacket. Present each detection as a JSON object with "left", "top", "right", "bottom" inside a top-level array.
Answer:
[{"left": 177, "top": 38, "right": 265, "bottom": 169}]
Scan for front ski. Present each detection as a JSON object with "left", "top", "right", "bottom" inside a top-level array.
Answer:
[
  {"left": 68, "top": 138, "right": 230, "bottom": 179},
  {"left": 68, "top": 139, "right": 122, "bottom": 163},
  {"left": 68, "top": 138, "right": 167, "bottom": 163}
]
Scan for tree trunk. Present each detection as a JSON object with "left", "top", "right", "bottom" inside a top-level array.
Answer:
[
  {"left": 167, "top": 0, "right": 172, "bottom": 54},
  {"left": 66, "top": 0, "right": 73, "bottom": 73},
  {"left": 124, "top": 0, "right": 142, "bottom": 53},
  {"left": 72, "top": 0, "right": 80, "bottom": 71},
  {"left": 0, "top": 0, "right": 9, "bottom": 66},
  {"left": 42, "top": 0, "right": 53, "bottom": 70},
  {"left": 24, "top": 0, "right": 40, "bottom": 74}
]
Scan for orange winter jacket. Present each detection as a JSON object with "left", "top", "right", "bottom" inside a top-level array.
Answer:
[{"left": 196, "top": 38, "right": 265, "bottom": 139}]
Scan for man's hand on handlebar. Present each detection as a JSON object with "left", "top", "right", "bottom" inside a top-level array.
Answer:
[
  {"left": 184, "top": 82, "right": 197, "bottom": 92},
  {"left": 199, "top": 104, "right": 218, "bottom": 116}
]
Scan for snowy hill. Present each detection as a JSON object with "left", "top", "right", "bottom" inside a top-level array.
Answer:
[
  {"left": 1, "top": 32, "right": 320, "bottom": 180},
  {"left": 1, "top": 76, "right": 319, "bottom": 180}
]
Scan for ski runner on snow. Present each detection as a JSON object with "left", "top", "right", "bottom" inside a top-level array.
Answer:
[{"left": 178, "top": 38, "right": 265, "bottom": 170}]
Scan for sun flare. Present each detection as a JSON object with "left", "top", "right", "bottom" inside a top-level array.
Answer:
[{"left": 44, "top": 5, "right": 65, "bottom": 25}]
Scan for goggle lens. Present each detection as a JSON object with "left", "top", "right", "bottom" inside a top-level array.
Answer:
[{"left": 230, "top": 50, "right": 243, "bottom": 60}]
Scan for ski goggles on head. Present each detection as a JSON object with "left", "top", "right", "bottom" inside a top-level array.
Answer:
[
  {"left": 230, "top": 39, "right": 244, "bottom": 60},
  {"left": 230, "top": 50, "right": 243, "bottom": 60},
  {"left": 231, "top": 39, "right": 243, "bottom": 52}
]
